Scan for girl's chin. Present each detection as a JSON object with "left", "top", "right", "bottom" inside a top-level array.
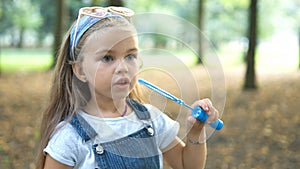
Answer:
[{"left": 111, "top": 91, "right": 130, "bottom": 100}]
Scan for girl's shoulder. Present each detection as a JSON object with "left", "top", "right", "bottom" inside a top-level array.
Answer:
[
  {"left": 50, "top": 121, "right": 83, "bottom": 143},
  {"left": 44, "top": 121, "right": 88, "bottom": 167}
]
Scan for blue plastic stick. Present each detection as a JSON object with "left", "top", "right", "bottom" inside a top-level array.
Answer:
[{"left": 138, "top": 78, "right": 224, "bottom": 130}]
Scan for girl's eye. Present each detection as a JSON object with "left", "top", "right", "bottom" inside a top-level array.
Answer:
[
  {"left": 101, "top": 55, "right": 113, "bottom": 63},
  {"left": 125, "top": 53, "right": 137, "bottom": 61}
]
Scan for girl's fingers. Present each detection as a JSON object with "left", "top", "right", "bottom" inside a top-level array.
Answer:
[
  {"left": 191, "top": 98, "right": 219, "bottom": 123},
  {"left": 206, "top": 108, "right": 219, "bottom": 124},
  {"left": 191, "top": 99, "right": 209, "bottom": 112},
  {"left": 203, "top": 98, "right": 213, "bottom": 115}
]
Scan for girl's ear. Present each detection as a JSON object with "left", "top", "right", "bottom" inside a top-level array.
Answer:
[{"left": 72, "top": 63, "right": 87, "bottom": 83}]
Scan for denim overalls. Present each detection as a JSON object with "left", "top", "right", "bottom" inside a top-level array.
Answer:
[{"left": 69, "top": 98, "right": 160, "bottom": 169}]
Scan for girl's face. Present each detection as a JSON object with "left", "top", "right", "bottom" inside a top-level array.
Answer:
[{"left": 80, "top": 27, "right": 140, "bottom": 102}]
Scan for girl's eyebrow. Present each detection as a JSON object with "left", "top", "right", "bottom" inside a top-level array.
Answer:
[
  {"left": 95, "top": 49, "right": 109, "bottom": 55},
  {"left": 94, "top": 47, "right": 138, "bottom": 55},
  {"left": 126, "top": 48, "right": 138, "bottom": 53}
]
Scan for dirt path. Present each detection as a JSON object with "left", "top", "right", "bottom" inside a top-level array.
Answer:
[{"left": 0, "top": 68, "right": 299, "bottom": 168}]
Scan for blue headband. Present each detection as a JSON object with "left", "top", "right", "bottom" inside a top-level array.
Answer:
[{"left": 69, "top": 12, "right": 123, "bottom": 60}]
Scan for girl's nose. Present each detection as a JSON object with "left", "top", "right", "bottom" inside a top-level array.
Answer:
[{"left": 115, "top": 59, "right": 128, "bottom": 74}]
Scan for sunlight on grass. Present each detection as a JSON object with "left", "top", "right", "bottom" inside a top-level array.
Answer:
[
  {"left": 218, "top": 41, "right": 299, "bottom": 73},
  {"left": 257, "top": 44, "right": 298, "bottom": 73},
  {"left": 0, "top": 48, "right": 53, "bottom": 72}
]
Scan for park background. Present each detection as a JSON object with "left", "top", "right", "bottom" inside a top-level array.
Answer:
[{"left": 0, "top": 0, "right": 299, "bottom": 168}]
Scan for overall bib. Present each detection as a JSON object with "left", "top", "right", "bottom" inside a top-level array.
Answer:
[{"left": 69, "top": 98, "right": 160, "bottom": 169}]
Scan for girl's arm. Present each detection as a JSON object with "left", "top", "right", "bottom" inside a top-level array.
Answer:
[
  {"left": 44, "top": 155, "right": 73, "bottom": 169},
  {"left": 163, "top": 99, "right": 218, "bottom": 169},
  {"left": 163, "top": 126, "right": 207, "bottom": 169}
]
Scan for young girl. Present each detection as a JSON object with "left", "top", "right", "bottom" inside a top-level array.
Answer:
[{"left": 36, "top": 6, "right": 219, "bottom": 169}]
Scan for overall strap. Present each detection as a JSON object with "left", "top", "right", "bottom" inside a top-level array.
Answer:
[
  {"left": 126, "top": 98, "right": 154, "bottom": 136},
  {"left": 126, "top": 98, "right": 151, "bottom": 120},
  {"left": 69, "top": 113, "right": 97, "bottom": 142}
]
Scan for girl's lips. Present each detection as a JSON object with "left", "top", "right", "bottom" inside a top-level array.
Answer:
[{"left": 113, "top": 77, "right": 130, "bottom": 89}]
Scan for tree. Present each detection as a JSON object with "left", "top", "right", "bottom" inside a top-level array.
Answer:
[
  {"left": 244, "top": 0, "right": 258, "bottom": 89},
  {"left": 196, "top": 0, "right": 205, "bottom": 64},
  {"left": 32, "top": 0, "right": 56, "bottom": 47},
  {"left": 52, "top": 0, "right": 67, "bottom": 68}
]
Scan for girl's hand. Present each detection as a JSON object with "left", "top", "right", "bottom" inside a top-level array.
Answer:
[{"left": 188, "top": 98, "right": 219, "bottom": 129}]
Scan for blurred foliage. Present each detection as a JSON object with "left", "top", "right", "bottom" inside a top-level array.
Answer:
[
  {"left": 0, "top": 0, "right": 41, "bottom": 47},
  {"left": 0, "top": 0, "right": 299, "bottom": 48},
  {"left": 127, "top": 0, "right": 299, "bottom": 47}
]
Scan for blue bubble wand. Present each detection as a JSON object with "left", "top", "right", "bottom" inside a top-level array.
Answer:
[{"left": 138, "top": 78, "right": 224, "bottom": 130}]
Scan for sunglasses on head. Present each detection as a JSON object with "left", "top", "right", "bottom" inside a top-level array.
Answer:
[{"left": 69, "top": 6, "right": 135, "bottom": 61}]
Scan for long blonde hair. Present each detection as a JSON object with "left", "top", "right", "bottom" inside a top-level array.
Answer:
[{"left": 35, "top": 16, "right": 145, "bottom": 169}]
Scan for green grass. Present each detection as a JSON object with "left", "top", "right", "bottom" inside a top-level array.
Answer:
[{"left": 0, "top": 48, "right": 53, "bottom": 72}]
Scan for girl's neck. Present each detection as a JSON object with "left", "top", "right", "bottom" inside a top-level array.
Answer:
[{"left": 84, "top": 97, "right": 129, "bottom": 118}]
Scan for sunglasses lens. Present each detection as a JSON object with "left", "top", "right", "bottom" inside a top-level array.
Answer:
[{"left": 93, "top": 8, "right": 106, "bottom": 16}]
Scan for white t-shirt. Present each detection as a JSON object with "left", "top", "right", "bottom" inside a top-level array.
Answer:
[{"left": 44, "top": 104, "right": 179, "bottom": 168}]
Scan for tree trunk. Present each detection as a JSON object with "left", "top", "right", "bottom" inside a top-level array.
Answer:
[
  {"left": 298, "top": 27, "right": 300, "bottom": 69},
  {"left": 108, "top": 0, "right": 124, "bottom": 6},
  {"left": 17, "top": 27, "right": 25, "bottom": 48},
  {"left": 51, "top": 0, "right": 66, "bottom": 68},
  {"left": 244, "top": 0, "right": 258, "bottom": 89},
  {"left": 197, "top": 0, "right": 205, "bottom": 64}
]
